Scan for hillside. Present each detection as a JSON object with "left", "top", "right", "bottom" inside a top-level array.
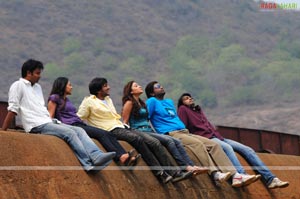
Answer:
[
  {"left": 1, "top": 0, "right": 300, "bottom": 135},
  {"left": 207, "top": 102, "right": 300, "bottom": 136}
]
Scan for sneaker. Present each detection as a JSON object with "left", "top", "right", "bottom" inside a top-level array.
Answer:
[
  {"left": 158, "top": 171, "right": 173, "bottom": 184},
  {"left": 232, "top": 173, "right": 256, "bottom": 187},
  {"left": 213, "top": 171, "right": 232, "bottom": 183},
  {"left": 172, "top": 171, "right": 193, "bottom": 183},
  {"left": 252, "top": 174, "right": 261, "bottom": 183},
  {"left": 268, "top": 177, "right": 289, "bottom": 189}
]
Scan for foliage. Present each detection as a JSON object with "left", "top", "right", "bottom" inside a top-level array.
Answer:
[
  {"left": 64, "top": 53, "right": 86, "bottom": 71},
  {"left": 63, "top": 38, "right": 81, "bottom": 55},
  {"left": 92, "top": 38, "right": 105, "bottom": 56},
  {"left": 1, "top": 0, "right": 300, "bottom": 110}
]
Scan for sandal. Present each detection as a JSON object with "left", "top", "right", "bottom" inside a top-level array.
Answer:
[
  {"left": 130, "top": 154, "right": 141, "bottom": 166},
  {"left": 124, "top": 149, "right": 141, "bottom": 166},
  {"left": 192, "top": 166, "right": 209, "bottom": 176}
]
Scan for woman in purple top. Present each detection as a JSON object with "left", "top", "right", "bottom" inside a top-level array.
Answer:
[{"left": 48, "top": 77, "right": 141, "bottom": 166}]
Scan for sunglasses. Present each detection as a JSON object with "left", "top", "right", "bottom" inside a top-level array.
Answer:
[
  {"left": 153, "top": 84, "right": 162, "bottom": 89},
  {"left": 182, "top": 96, "right": 193, "bottom": 101}
]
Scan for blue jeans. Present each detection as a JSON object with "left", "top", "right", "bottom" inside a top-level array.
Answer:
[
  {"left": 31, "top": 122, "right": 104, "bottom": 170},
  {"left": 212, "top": 138, "right": 275, "bottom": 185},
  {"left": 146, "top": 132, "right": 194, "bottom": 167}
]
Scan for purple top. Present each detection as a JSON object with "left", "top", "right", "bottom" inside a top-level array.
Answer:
[
  {"left": 48, "top": 94, "right": 83, "bottom": 125},
  {"left": 177, "top": 105, "right": 224, "bottom": 140}
]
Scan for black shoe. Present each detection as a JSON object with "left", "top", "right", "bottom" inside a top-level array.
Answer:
[
  {"left": 172, "top": 171, "right": 193, "bottom": 183},
  {"left": 86, "top": 166, "right": 101, "bottom": 175},
  {"left": 157, "top": 171, "right": 173, "bottom": 184}
]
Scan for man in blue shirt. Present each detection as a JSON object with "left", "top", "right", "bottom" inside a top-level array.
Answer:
[{"left": 145, "top": 81, "right": 258, "bottom": 187}]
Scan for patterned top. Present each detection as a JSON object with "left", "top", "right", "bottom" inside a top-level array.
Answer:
[{"left": 129, "top": 107, "right": 153, "bottom": 132}]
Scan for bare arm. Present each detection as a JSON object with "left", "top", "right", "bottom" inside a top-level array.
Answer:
[
  {"left": 47, "top": 100, "right": 57, "bottom": 118},
  {"left": 122, "top": 100, "right": 133, "bottom": 125},
  {"left": 2, "top": 111, "right": 16, "bottom": 131}
]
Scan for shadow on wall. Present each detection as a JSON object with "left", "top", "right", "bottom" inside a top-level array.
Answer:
[{"left": 0, "top": 130, "right": 299, "bottom": 199}]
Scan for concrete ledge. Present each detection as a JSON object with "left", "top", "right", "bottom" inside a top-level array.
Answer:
[{"left": 0, "top": 130, "right": 298, "bottom": 199}]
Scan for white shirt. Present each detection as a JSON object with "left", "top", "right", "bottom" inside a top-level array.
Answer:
[{"left": 7, "top": 78, "right": 52, "bottom": 132}]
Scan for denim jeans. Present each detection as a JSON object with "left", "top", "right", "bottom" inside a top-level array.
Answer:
[
  {"left": 31, "top": 122, "right": 104, "bottom": 170},
  {"left": 141, "top": 131, "right": 194, "bottom": 167},
  {"left": 212, "top": 138, "right": 275, "bottom": 185},
  {"left": 73, "top": 123, "right": 126, "bottom": 162},
  {"left": 134, "top": 130, "right": 179, "bottom": 176}
]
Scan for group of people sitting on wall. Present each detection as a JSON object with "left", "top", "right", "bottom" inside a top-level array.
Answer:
[{"left": 2, "top": 59, "right": 289, "bottom": 189}]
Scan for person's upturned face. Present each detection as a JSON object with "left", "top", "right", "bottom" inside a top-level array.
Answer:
[
  {"left": 27, "top": 68, "right": 42, "bottom": 85},
  {"left": 153, "top": 82, "right": 165, "bottom": 96},
  {"left": 97, "top": 83, "right": 110, "bottom": 98},
  {"left": 65, "top": 81, "right": 73, "bottom": 95},
  {"left": 131, "top": 82, "right": 143, "bottom": 95},
  {"left": 182, "top": 95, "right": 194, "bottom": 106}
]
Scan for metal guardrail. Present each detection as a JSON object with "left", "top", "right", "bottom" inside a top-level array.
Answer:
[
  {"left": 217, "top": 125, "right": 300, "bottom": 156},
  {"left": 0, "top": 101, "right": 16, "bottom": 129}
]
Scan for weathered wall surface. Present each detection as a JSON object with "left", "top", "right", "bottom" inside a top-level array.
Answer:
[{"left": 0, "top": 130, "right": 299, "bottom": 199}]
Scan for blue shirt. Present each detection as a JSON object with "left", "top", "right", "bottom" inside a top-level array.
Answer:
[{"left": 146, "top": 97, "right": 185, "bottom": 134}]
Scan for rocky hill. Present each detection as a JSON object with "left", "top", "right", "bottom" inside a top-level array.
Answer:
[{"left": 207, "top": 102, "right": 300, "bottom": 136}]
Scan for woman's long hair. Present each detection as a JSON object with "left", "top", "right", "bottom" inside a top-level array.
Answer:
[
  {"left": 122, "top": 80, "right": 147, "bottom": 119},
  {"left": 50, "top": 77, "right": 69, "bottom": 97},
  {"left": 49, "top": 77, "right": 69, "bottom": 110}
]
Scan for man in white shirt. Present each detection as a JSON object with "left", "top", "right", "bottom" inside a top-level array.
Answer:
[{"left": 2, "top": 59, "right": 115, "bottom": 173}]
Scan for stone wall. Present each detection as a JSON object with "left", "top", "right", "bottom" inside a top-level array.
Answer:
[{"left": 0, "top": 130, "right": 298, "bottom": 199}]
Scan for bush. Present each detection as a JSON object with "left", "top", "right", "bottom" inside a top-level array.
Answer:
[{"left": 63, "top": 38, "right": 81, "bottom": 55}]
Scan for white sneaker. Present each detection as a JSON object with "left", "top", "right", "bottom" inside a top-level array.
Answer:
[
  {"left": 213, "top": 171, "right": 231, "bottom": 183},
  {"left": 232, "top": 173, "right": 256, "bottom": 187},
  {"left": 252, "top": 174, "right": 261, "bottom": 183},
  {"left": 268, "top": 177, "right": 289, "bottom": 189}
]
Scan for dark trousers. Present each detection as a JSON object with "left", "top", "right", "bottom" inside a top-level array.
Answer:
[
  {"left": 73, "top": 123, "right": 126, "bottom": 162},
  {"left": 111, "top": 128, "right": 177, "bottom": 175}
]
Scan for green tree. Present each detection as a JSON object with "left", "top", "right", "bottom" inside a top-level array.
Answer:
[
  {"left": 63, "top": 38, "right": 81, "bottom": 55},
  {"left": 92, "top": 37, "right": 105, "bottom": 56},
  {"left": 64, "top": 52, "right": 86, "bottom": 71},
  {"left": 44, "top": 63, "right": 65, "bottom": 79}
]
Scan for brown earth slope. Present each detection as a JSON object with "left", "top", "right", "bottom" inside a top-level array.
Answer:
[{"left": 0, "top": 130, "right": 299, "bottom": 199}]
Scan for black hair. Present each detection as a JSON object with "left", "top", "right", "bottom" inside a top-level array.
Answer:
[
  {"left": 145, "top": 81, "right": 158, "bottom": 98},
  {"left": 177, "top": 93, "right": 192, "bottom": 108},
  {"left": 122, "top": 80, "right": 147, "bottom": 119},
  {"left": 50, "top": 77, "right": 69, "bottom": 97},
  {"left": 21, "top": 59, "right": 44, "bottom": 78},
  {"left": 89, "top": 77, "right": 108, "bottom": 95}
]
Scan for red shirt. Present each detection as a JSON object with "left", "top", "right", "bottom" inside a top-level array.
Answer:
[{"left": 178, "top": 105, "right": 224, "bottom": 140}]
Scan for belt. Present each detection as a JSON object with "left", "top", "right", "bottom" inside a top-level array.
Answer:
[{"left": 137, "top": 125, "right": 150, "bottom": 129}]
